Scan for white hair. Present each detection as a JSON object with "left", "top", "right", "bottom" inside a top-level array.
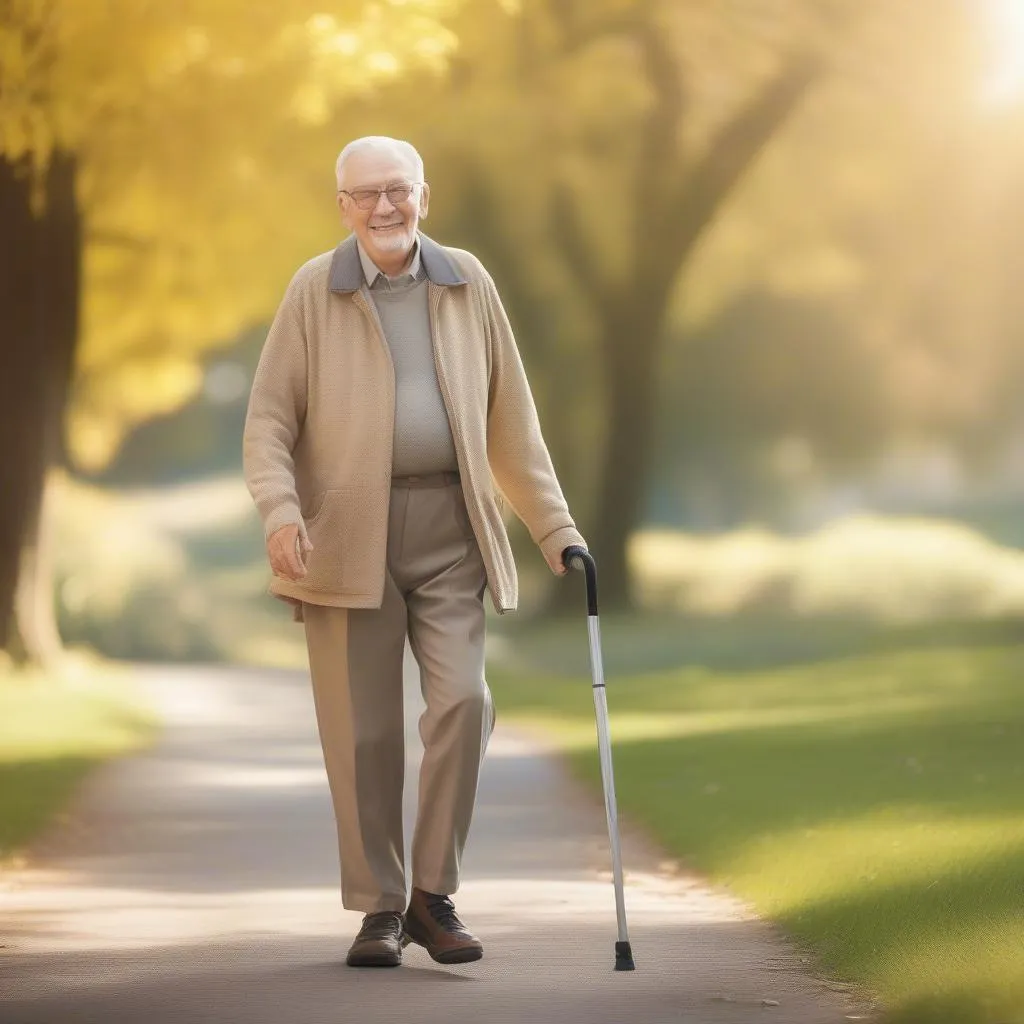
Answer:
[{"left": 335, "top": 136, "right": 424, "bottom": 190}]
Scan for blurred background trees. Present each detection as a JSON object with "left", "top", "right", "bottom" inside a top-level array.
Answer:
[
  {"left": 3, "top": 0, "right": 1024, "bottom": 662},
  {"left": 392, "top": 0, "right": 832, "bottom": 605},
  {"left": 333, "top": 0, "right": 1024, "bottom": 606},
  {"left": 0, "top": 0, "right": 456, "bottom": 663}
]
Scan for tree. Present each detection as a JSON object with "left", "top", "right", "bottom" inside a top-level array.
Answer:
[
  {"left": 357, "top": 0, "right": 850, "bottom": 606},
  {"left": 349, "top": 0, "right": 989, "bottom": 608},
  {"left": 0, "top": 0, "right": 458, "bottom": 662},
  {"left": 655, "top": 290, "right": 891, "bottom": 530}
]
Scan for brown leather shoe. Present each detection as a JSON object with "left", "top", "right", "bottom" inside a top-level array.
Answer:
[
  {"left": 346, "top": 910, "right": 404, "bottom": 967},
  {"left": 402, "top": 888, "right": 483, "bottom": 964}
]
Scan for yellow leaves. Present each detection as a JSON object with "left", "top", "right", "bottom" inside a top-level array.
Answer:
[
  {"left": 0, "top": 0, "right": 470, "bottom": 471},
  {"left": 0, "top": 20, "right": 33, "bottom": 89},
  {"left": 1, "top": 0, "right": 462, "bottom": 161},
  {"left": 290, "top": 82, "right": 332, "bottom": 126},
  {"left": 0, "top": 5, "right": 57, "bottom": 163},
  {"left": 290, "top": 4, "right": 458, "bottom": 110},
  {"left": 0, "top": 115, "right": 38, "bottom": 163},
  {"left": 366, "top": 50, "right": 401, "bottom": 75},
  {"left": 304, "top": 14, "right": 363, "bottom": 58},
  {"left": 68, "top": 358, "right": 205, "bottom": 472}
]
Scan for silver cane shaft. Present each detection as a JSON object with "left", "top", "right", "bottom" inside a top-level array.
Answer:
[
  {"left": 587, "top": 613, "right": 630, "bottom": 945},
  {"left": 562, "top": 545, "right": 636, "bottom": 971}
]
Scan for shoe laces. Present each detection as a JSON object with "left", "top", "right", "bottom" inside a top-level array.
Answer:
[{"left": 424, "top": 893, "right": 464, "bottom": 932}]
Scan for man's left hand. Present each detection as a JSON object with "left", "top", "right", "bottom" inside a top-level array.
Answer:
[{"left": 544, "top": 546, "right": 576, "bottom": 576}]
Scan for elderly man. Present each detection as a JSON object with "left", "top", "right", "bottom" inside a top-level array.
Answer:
[{"left": 243, "top": 136, "right": 587, "bottom": 968}]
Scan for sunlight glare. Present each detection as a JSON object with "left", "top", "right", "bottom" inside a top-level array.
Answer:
[{"left": 981, "top": 0, "right": 1024, "bottom": 105}]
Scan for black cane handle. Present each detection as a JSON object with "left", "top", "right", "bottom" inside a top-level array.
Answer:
[{"left": 562, "top": 545, "right": 598, "bottom": 616}]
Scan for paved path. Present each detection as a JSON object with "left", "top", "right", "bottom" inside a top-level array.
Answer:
[{"left": 0, "top": 659, "right": 873, "bottom": 1023}]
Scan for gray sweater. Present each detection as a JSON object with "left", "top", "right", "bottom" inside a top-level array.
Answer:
[{"left": 358, "top": 240, "right": 459, "bottom": 477}]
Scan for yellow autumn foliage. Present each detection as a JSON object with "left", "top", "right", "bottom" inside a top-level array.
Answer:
[{"left": 1, "top": 0, "right": 462, "bottom": 469}]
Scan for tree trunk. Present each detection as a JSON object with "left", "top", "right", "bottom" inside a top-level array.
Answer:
[
  {"left": 11, "top": 474, "right": 63, "bottom": 668},
  {"left": 557, "top": 51, "right": 822, "bottom": 611},
  {"left": 0, "top": 151, "right": 81, "bottom": 663},
  {"left": 585, "top": 313, "right": 661, "bottom": 610},
  {"left": 0, "top": 156, "right": 46, "bottom": 645}
]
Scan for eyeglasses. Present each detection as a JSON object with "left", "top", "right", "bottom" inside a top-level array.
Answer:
[{"left": 338, "top": 182, "right": 422, "bottom": 210}]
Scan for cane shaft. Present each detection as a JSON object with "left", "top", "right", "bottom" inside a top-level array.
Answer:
[{"left": 587, "top": 614, "right": 629, "bottom": 945}]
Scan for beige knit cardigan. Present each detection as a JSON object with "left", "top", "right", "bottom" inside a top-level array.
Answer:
[{"left": 242, "top": 232, "right": 586, "bottom": 617}]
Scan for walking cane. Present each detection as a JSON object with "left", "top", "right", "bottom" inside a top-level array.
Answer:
[{"left": 561, "top": 545, "right": 636, "bottom": 971}]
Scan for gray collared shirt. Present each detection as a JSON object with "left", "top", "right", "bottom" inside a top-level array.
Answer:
[{"left": 356, "top": 237, "right": 424, "bottom": 291}]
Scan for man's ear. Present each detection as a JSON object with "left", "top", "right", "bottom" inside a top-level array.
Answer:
[
  {"left": 337, "top": 192, "right": 353, "bottom": 229},
  {"left": 419, "top": 182, "right": 430, "bottom": 219}
]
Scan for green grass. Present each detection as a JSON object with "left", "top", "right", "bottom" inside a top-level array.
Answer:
[
  {"left": 486, "top": 615, "right": 1024, "bottom": 1024},
  {"left": 0, "top": 657, "right": 158, "bottom": 864}
]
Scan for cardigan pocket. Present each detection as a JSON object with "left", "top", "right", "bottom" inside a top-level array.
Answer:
[
  {"left": 304, "top": 490, "right": 331, "bottom": 526},
  {"left": 301, "top": 489, "right": 349, "bottom": 592}
]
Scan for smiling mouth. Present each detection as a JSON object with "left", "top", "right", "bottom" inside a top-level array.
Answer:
[{"left": 371, "top": 222, "right": 403, "bottom": 230}]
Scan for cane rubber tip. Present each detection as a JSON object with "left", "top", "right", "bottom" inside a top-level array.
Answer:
[{"left": 614, "top": 940, "right": 635, "bottom": 971}]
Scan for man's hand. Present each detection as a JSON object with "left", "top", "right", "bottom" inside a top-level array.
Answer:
[
  {"left": 267, "top": 523, "right": 313, "bottom": 581},
  {"left": 544, "top": 545, "right": 575, "bottom": 576}
]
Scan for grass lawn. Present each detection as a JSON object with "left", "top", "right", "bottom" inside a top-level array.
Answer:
[
  {"left": 0, "top": 657, "right": 158, "bottom": 865},
  {"left": 486, "top": 614, "right": 1024, "bottom": 1024}
]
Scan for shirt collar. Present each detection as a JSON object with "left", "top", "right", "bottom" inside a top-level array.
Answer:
[
  {"left": 329, "top": 232, "right": 467, "bottom": 293},
  {"left": 356, "top": 237, "right": 422, "bottom": 289}
]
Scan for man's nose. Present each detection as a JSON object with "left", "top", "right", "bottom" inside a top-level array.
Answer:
[{"left": 373, "top": 190, "right": 396, "bottom": 215}]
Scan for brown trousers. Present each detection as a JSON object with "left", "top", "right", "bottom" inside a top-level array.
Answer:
[{"left": 302, "top": 474, "right": 495, "bottom": 914}]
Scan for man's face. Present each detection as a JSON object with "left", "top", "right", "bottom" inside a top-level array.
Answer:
[{"left": 337, "top": 148, "right": 429, "bottom": 262}]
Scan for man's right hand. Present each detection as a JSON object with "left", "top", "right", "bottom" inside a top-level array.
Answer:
[{"left": 267, "top": 523, "right": 313, "bottom": 581}]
